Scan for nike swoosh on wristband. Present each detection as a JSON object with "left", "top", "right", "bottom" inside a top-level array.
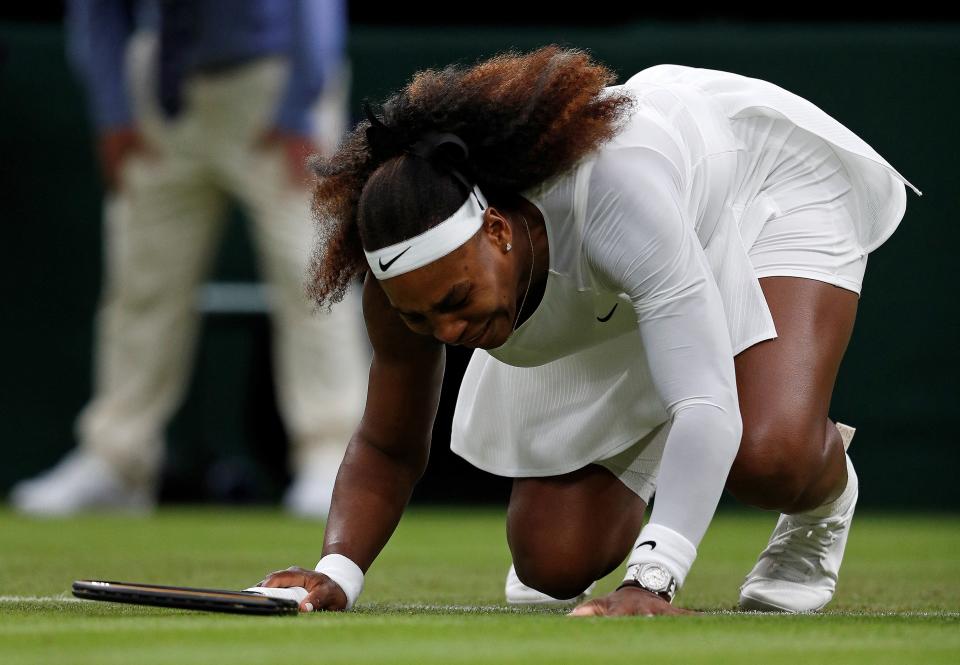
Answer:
[
  {"left": 378, "top": 247, "right": 411, "bottom": 272},
  {"left": 634, "top": 540, "right": 657, "bottom": 551},
  {"left": 596, "top": 304, "right": 618, "bottom": 322}
]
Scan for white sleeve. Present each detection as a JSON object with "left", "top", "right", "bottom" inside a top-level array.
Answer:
[{"left": 582, "top": 146, "right": 742, "bottom": 582}]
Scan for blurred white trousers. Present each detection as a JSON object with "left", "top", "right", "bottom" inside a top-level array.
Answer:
[{"left": 76, "top": 33, "right": 368, "bottom": 486}]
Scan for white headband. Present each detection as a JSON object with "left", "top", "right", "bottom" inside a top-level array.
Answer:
[{"left": 364, "top": 185, "right": 488, "bottom": 279}]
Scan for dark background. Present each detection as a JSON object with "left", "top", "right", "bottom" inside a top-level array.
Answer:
[
  {"left": 4, "top": 4, "right": 960, "bottom": 24},
  {"left": 1, "top": 7, "right": 957, "bottom": 508}
]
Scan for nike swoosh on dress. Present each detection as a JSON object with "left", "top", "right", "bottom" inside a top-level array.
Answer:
[{"left": 596, "top": 304, "right": 618, "bottom": 322}]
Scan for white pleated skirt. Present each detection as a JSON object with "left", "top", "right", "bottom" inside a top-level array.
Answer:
[{"left": 451, "top": 70, "right": 919, "bottom": 494}]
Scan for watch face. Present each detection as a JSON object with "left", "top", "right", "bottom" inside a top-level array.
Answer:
[{"left": 638, "top": 565, "right": 670, "bottom": 591}]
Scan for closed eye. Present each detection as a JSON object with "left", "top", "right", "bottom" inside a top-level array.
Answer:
[
  {"left": 436, "top": 297, "right": 469, "bottom": 313},
  {"left": 395, "top": 282, "right": 472, "bottom": 320}
]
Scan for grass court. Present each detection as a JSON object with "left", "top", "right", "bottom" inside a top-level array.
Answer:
[{"left": 1, "top": 507, "right": 958, "bottom": 664}]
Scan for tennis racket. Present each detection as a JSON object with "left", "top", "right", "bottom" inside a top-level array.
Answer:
[{"left": 72, "top": 580, "right": 305, "bottom": 615}]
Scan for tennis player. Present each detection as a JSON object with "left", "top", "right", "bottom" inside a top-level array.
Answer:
[{"left": 260, "top": 46, "right": 921, "bottom": 615}]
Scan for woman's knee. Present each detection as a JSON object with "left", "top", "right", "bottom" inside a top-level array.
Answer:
[
  {"left": 507, "top": 509, "right": 614, "bottom": 599},
  {"left": 726, "top": 420, "right": 827, "bottom": 511},
  {"left": 510, "top": 549, "right": 600, "bottom": 600},
  {"left": 506, "top": 468, "right": 644, "bottom": 599}
]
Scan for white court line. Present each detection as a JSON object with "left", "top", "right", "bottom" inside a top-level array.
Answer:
[
  {"left": 1, "top": 597, "right": 957, "bottom": 618},
  {"left": 363, "top": 604, "right": 960, "bottom": 618},
  {"left": 707, "top": 609, "right": 960, "bottom": 618}
]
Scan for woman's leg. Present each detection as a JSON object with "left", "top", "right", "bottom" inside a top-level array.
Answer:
[
  {"left": 728, "top": 276, "right": 863, "bottom": 611},
  {"left": 726, "top": 276, "right": 858, "bottom": 513},
  {"left": 507, "top": 465, "right": 646, "bottom": 600}
]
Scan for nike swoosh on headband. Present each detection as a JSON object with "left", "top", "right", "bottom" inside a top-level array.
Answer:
[
  {"left": 634, "top": 540, "right": 657, "bottom": 550},
  {"left": 379, "top": 247, "right": 411, "bottom": 272}
]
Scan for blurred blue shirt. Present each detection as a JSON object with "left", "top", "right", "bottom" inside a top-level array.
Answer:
[{"left": 66, "top": 0, "right": 347, "bottom": 135}]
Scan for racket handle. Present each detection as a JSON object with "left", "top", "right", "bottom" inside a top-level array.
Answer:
[{"left": 244, "top": 586, "right": 309, "bottom": 604}]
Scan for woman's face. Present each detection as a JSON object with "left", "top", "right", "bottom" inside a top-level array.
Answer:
[{"left": 378, "top": 210, "right": 522, "bottom": 349}]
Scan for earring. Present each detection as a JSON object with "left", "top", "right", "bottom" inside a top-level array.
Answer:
[{"left": 505, "top": 243, "right": 512, "bottom": 252}]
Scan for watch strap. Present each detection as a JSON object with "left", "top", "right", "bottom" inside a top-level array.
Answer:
[
  {"left": 620, "top": 563, "right": 678, "bottom": 603},
  {"left": 615, "top": 579, "right": 674, "bottom": 603}
]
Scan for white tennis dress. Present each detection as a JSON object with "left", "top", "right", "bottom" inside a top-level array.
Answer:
[{"left": 450, "top": 64, "right": 921, "bottom": 546}]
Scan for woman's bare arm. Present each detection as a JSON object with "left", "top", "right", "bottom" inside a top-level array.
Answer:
[
  {"left": 260, "top": 276, "right": 443, "bottom": 609},
  {"left": 321, "top": 276, "right": 445, "bottom": 570}
]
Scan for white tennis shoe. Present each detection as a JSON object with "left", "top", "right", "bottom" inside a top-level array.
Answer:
[
  {"left": 10, "top": 450, "right": 155, "bottom": 516},
  {"left": 505, "top": 564, "right": 596, "bottom": 605},
  {"left": 738, "top": 423, "right": 858, "bottom": 612}
]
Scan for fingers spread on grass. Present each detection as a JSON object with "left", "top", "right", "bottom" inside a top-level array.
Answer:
[
  {"left": 568, "top": 589, "right": 695, "bottom": 617},
  {"left": 568, "top": 600, "right": 607, "bottom": 617}
]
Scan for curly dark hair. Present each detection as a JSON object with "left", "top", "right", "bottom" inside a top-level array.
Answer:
[{"left": 307, "top": 45, "right": 637, "bottom": 307}]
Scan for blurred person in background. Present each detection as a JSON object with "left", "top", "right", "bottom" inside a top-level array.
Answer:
[{"left": 10, "top": 0, "right": 367, "bottom": 518}]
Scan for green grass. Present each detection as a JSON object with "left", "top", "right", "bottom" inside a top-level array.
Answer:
[{"left": 1, "top": 507, "right": 958, "bottom": 664}]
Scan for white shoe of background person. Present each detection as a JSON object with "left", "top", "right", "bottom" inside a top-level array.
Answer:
[
  {"left": 738, "top": 423, "right": 858, "bottom": 612},
  {"left": 505, "top": 563, "right": 597, "bottom": 605},
  {"left": 282, "top": 447, "right": 343, "bottom": 520},
  {"left": 9, "top": 449, "right": 155, "bottom": 516}
]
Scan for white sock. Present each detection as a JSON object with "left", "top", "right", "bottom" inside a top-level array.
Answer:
[{"left": 801, "top": 453, "right": 858, "bottom": 519}]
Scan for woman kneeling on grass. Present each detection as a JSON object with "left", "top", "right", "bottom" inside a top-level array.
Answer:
[{"left": 259, "top": 46, "right": 920, "bottom": 616}]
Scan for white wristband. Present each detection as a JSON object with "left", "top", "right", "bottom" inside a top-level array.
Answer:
[
  {"left": 315, "top": 554, "right": 365, "bottom": 610},
  {"left": 624, "top": 523, "right": 697, "bottom": 589}
]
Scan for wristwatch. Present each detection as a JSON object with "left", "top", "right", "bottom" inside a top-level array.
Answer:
[{"left": 617, "top": 563, "right": 677, "bottom": 603}]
